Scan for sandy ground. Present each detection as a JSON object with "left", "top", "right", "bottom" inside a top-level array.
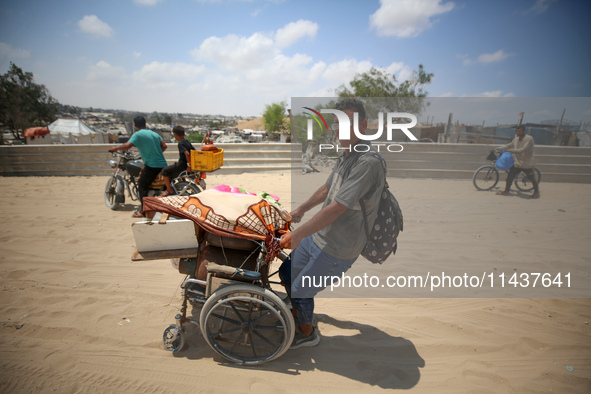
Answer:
[{"left": 0, "top": 172, "right": 590, "bottom": 393}]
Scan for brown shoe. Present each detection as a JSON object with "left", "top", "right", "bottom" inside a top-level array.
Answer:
[
  {"left": 531, "top": 192, "right": 540, "bottom": 199},
  {"left": 496, "top": 191, "right": 509, "bottom": 196}
]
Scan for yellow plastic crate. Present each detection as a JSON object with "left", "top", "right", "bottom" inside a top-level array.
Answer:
[{"left": 190, "top": 148, "right": 224, "bottom": 171}]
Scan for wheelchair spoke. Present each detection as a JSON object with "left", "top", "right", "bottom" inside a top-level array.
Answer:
[
  {"left": 253, "top": 323, "right": 284, "bottom": 331},
  {"left": 210, "top": 325, "right": 243, "bottom": 337},
  {"left": 209, "top": 312, "right": 241, "bottom": 326},
  {"left": 248, "top": 309, "right": 272, "bottom": 325},
  {"left": 227, "top": 331, "right": 245, "bottom": 355},
  {"left": 249, "top": 335, "right": 258, "bottom": 358},
  {"left": 230, "top": 302, "right": 246, "bottom": 323},
  {"left": 252, "top": 329, "right": 279, "bottom": 348}
]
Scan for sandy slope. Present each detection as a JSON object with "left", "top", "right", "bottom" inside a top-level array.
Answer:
[{"left": 0, "top": 173, "right": 589, "bottom": 393}]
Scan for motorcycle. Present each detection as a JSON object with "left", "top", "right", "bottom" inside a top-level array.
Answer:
[{"left": 104, "top": 150, "right": 206, "bottom": 210}]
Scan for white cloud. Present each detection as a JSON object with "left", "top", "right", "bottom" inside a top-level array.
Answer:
[
  {"left": 78, "top": 15, "right": 114, "bottom": 39},
  {"left": 188, "top": 20, "right": 423, "bottom": 113},
  {"left": 476, "top": 90, "right": 515, "bottom": 98},
  {"left": 132, "top": 61, "right": 206, "bottom": 89},
  {"left": 133, "top": 0, "right": 163, "bottom": 5},
  {"left": 275, "top": 20, "right": 318, "bottom": 48},
  {"left": 477, "top": 50, "right": 512, "bottom": 64},
  {"left": 188, "top": 19, "right": 422, "bottom": 108},
  {"left": 86, "top": 61, "right": 126, "bottom": 82},
  {"left": 526, "top": 0, "right": 558, "bottom": 14},
  {"left": 461, "top": 49, "right": 513, "bottom": 66},
  {"left": 370, "top": 0, "right": 455, "bottom": 38},
  {"left": 385, "top": 62, "right": 413, "bottom": 81},
  {"left": 65, "top": 19, "right": 426, "bottom": 116},
  {"left": 322, "top": 59, "right": 373, "bottom": 83},
  {"left": 192, "top": 20, "right": 319, "bottom": 70},
  {"left": 192, "top": 33, "right": 278, "bottom": 71},
  {"left": 0, "top": 42, "right": 30, "bottom": 67},
  {"left": 133, "top": 51, "right": 142, "bottom": 58}
]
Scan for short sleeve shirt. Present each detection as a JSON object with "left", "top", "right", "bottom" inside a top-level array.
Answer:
[
  {"left": 312, "top": 147, "right": 385, "bottom": 260},
  {"left": 128, "top": 129, "right": 168, "bottom": 168},
  {"left": 177, "top": 139, "right": 196, "bottom": 167}
]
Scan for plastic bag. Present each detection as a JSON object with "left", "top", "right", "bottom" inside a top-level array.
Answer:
[{"left": 496, "top": 151, "right": 514, "bottom": 171}]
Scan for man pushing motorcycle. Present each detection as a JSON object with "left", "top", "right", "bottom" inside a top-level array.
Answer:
[{"left": 109, "top": 116, "right": 168, "bottom": 218}]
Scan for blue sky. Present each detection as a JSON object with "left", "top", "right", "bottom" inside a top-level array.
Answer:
[{"left": 0, "top": 0, "right": 589, "bottom": 117}]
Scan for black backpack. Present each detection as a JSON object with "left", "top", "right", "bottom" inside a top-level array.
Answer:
[{"left": 346, "top": 151, "right": 403, "bottom": 264}]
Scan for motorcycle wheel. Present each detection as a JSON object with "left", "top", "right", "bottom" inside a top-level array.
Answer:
[
  {"left": 174, "top": 181, "right": 203, "bottom": 196},
  {"left": 104, "top": 176, "right": 121, "bottom": 210}
]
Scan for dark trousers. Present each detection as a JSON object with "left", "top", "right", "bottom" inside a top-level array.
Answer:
[
  {"left": 138, "top": 165, "right": 163, "bottom": 211},
  {"left": 504, "top": 166, "right": 540, "bottom": 193},
  {"left": 160, "top": 161, "right": 185, "bottom": 179}
]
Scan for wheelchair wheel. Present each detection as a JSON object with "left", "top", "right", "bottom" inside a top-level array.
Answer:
[
  {"left": 473, "top": 165, "right": 499, "bottom": 191},
  {"left": 163, "top": 324, "right": 185, "bottom": 352},
  {"left": 200, "top": 284, "right": 295, "bottom": 365},
  {"left": 514, "top": 168, "right": 541, "bottom": 192}
]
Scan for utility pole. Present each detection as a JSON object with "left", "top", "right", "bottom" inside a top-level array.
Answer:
[
  {"left": 444, "top": 113, "right": 453, "bottom": 143},
  {"left": 556, "top": 108, "right": 566, "bottom": 145}
]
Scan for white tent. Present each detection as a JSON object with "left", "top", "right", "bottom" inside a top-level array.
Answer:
[{"left": 48, "top": 119, "right": 108, "bottom": 144}]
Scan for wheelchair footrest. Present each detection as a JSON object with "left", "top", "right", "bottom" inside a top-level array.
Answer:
[{"left": 206, "top": 263, "right": 261, "bottom": 281}]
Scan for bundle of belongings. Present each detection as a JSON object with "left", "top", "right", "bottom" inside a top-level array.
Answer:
[{"left": 142, "top": 186, "right": 291, "bottom": 283}]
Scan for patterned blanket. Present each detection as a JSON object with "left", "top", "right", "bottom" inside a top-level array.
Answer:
[{"left": 142, "top": 188, "right": 291, "bottom": 242}]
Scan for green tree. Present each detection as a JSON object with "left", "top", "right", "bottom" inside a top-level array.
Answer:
[
  {"left": 262, "top": 101, "right": 288, "bottom": 134},
  {"left": 186, "top": 132, "right": 204, "bottom": 144},
  {"left": 162, "top": 113, "right": 172, "bottom": 126},
  {"left": 0, "top": 63, "right": 59, "bottom": 141},
  {"left": 335, "top": 64, "right": 433, "bottom": 118}
]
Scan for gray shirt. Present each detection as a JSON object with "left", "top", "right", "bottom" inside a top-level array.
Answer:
[{"left": 312, "top": 148, "right": 385, "bottom": 260}]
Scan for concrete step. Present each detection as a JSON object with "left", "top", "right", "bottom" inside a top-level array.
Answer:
[
  {"left": 387, "top": 168, "right": 591, "bottom": 183},
  {"left": 391, "top": 142, "right": 591, "bottom": 156},
  {"left": 384, "top": 151, "right": 591, "bottom": 165},
  {"left": 385, "top": 159, "right": 591, "bottom": 174},
  {"left": 222, "top": 157, "right": 293, "bottom": 166},
  {"left": 213, "top": 143, "right": 295, "bottom": 152},
  {"left": 2, "top": 143, "right": 591, "bottom": 183},
  {"left": 217, "top": 165, "right": 292, "bottom": 175}
]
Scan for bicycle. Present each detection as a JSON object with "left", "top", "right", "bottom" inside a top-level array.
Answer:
[{"left": 472, "top": 150, "right": 541, "bottom": 192}]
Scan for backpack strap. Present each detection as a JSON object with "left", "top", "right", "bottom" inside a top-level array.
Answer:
[{"left": 355, "top": 151, "right": 388, "bottom": 241}]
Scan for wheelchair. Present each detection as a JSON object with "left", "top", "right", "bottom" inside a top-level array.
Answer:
[{"left": 136, "top": 190, "right": 295, "bottom": 365}]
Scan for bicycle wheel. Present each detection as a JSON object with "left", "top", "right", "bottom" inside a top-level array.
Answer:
[
  {"left": 473, "top": 165, "right": 499, "bottom": 191},
  {"left": 514, "top": 168, "right": 541, "bottom": 192}
]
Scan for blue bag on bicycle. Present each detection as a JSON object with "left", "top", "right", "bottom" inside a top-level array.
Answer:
[{"left": 496, "top": 151, "right": 514, "bottom": 171}]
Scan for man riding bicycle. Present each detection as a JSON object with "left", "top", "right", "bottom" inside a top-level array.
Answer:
[{"left": 491, "top": 125, "right": 540, "bottom": 198}]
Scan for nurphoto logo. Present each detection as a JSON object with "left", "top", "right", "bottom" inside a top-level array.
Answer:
[{"left": 303, "top": 107, "right": 418, "bottom": 153}]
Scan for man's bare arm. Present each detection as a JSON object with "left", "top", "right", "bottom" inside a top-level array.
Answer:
[
  {"left": 281, "top": 200, "right": 347, "bottom": 249},
  {"left": 291, "top": 184, "right": 329, "bottom": 222},
  {"left": 109, "top": 142, "right": 134, "bottom": 152}
]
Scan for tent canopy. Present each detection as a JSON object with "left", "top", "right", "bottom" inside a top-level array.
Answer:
[{"left": 48, "top": 119, "right": 105, "bottom": 136}]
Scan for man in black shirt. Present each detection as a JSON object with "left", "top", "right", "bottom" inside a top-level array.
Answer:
[{"left": 160, "top": 125, "right": 196, "bottom": 196}]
